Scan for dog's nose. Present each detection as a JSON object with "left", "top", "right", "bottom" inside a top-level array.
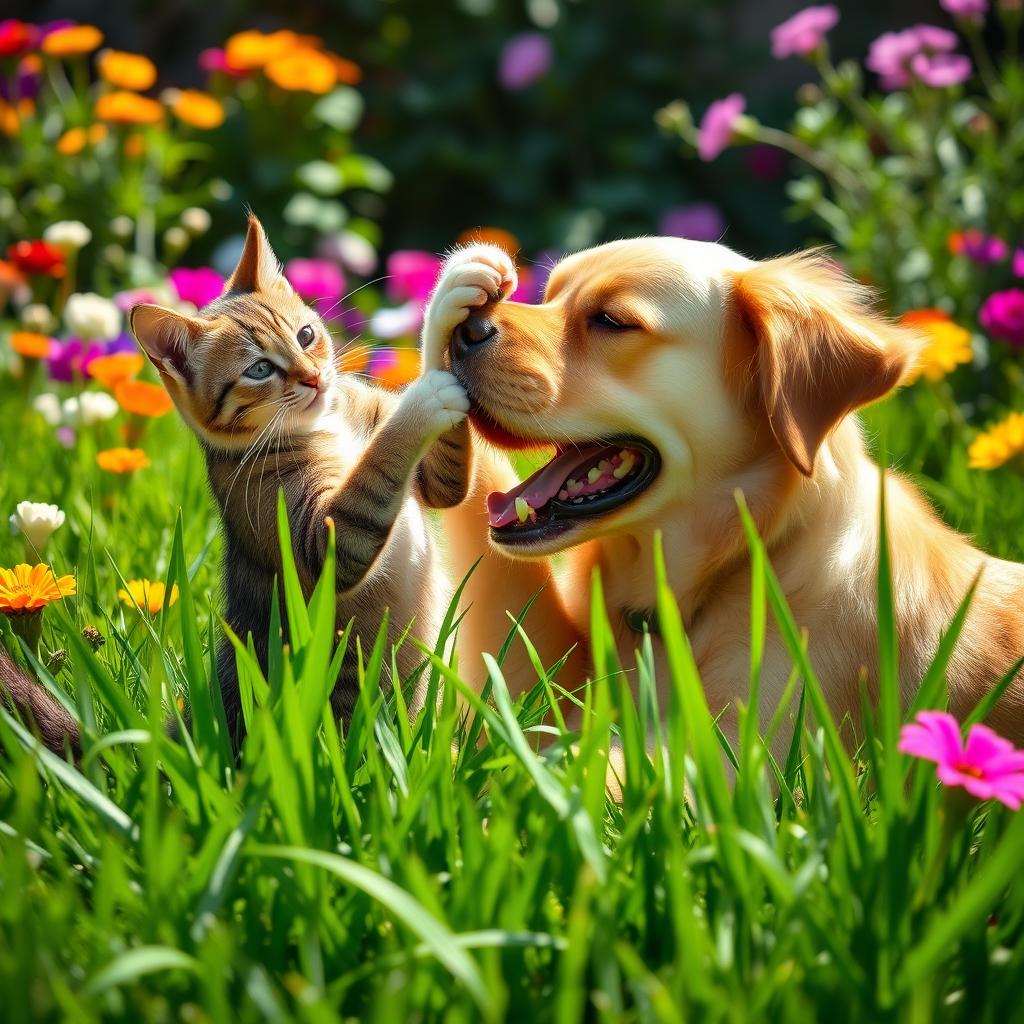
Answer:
[{"left": 452, "top": 315, "right": 497, "bottom": 359}]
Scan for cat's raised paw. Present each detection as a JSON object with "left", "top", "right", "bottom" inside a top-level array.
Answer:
[{"left": 404, "top": 369, "right": 470, "bottom": 438}]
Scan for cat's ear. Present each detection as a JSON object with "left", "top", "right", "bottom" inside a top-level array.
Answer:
[
  {"left": 129, "top": 303, "right": 204, "bottom": 385},
  {"left": 225, "top": 214, "right": 287, "bottom": 294}
]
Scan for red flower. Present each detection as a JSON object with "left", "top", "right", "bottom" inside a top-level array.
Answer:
[
  {"left": 0, "top": 20, "right": 36, "bottom": 59},
  {"left": 7, "top": 240, "right": 65, "bottom": 278}
]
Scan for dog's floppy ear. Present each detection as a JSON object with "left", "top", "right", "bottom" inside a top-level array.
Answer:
[{"left": 731, "top": 251, "right": 919, "bottom": 476}]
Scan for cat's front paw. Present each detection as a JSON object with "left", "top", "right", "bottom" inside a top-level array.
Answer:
[
  {"left": 403, "top": 369, "right": 470, "bottom": 440},
  {"left": 420, "top": 244, "right": 518, "bottom": 370}
]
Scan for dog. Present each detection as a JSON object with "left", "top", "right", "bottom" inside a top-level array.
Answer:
[{"left": 430, "top": 238, "right": 1024, "bottom": 759}]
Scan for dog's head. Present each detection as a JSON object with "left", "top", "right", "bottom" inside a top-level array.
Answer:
[{"left": 449, "top": 238, "right": 919, "bottom": 556}]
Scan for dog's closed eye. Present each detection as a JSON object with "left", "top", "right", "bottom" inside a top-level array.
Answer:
[{"left": 589, "top": 311, "right": 635, "bottom": 332}]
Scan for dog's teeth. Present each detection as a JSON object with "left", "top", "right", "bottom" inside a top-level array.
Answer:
[
  {"left": 558, "top": 489, "right": 568, "bottom": 501},
  {"left": 567, "top": 478, "right": 579, "bottom": 492},
  {"left": 587, "top": 467, "right": 601, "bottom": 484},
  {"left": 515, "top": 497, "right": 531, "bottom": 523},
  {"left": 598, "top": 460, "right": 611, "bottom": 473},
  {"left": 613, "top": 453, "right": 635, "bottom": 479},
  {"left": 572, "top": 497, "right": 583, "bottom": 504}
]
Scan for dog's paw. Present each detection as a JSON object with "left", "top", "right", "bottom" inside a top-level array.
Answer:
[
  {"left": 420, "top": 244, "right": 517, "bottom": 370},
  {"left": 401, "top": 369, "right": 470, "bottom": 439}
]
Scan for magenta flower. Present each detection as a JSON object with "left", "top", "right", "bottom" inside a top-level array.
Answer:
[
  {"left": 771, "top": 5, "right": 839, "bottom": 59},
  {"left": 698, "top": 94, "right": 746, "bottom": 162},
  {"left": 498, "top": 33, "right": 553, "bottom": 91},
  {"left": 284, "top": 259, "right": 346, "bottom": 313},
  {"left": 867, "top": 25, "right": 961, "bottom": 90},
  {"left": 659, "top": 203, "right": 726, "bottom": 242},
  {"left": 1013, "top": 247, "right": 1024, "bottom": 278},
  {"left": 910, "top": 51, "right": 972, "bottom": 87},
  {"left": 955, "top": 229, "right": 1008, "bottom": 265},
  {"left": 980, "top": 289, "right": 1024, "bottom": 347},
  {"left": 387, "top": 250, "right": 442, "bottom": 303},
  {"left": 46, "top": 338, "right": 105, "bottom": 383},
  {"left": 940, "top": 0, "right": 988, "bottom": 18},
  {"left": 169, "top": 267, "right": 225, "bottom": 309},
  {"left": 899, "top": 711, "right": 1024, "bottom": 809}
]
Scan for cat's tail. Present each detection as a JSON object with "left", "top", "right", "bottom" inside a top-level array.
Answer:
[{"left": 0, "top": 648, "right": 81, "bottom": 757}]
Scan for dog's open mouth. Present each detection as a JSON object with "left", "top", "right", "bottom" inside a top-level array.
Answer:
[{"left": 485, "top": 435, "right": 660, "bottom": 545}]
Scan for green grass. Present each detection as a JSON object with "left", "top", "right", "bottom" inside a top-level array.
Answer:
[{"left": 2, "top": 377, "right": 1024, "bottom": 1022}]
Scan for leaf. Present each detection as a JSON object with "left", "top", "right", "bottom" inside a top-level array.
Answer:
[{"left": 84, "top": 946, "right": 198, "bottom": 996}]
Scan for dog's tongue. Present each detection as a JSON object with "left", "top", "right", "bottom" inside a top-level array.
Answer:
[{"left": 487, "top": 445, "right": 604, "bottom": 528}]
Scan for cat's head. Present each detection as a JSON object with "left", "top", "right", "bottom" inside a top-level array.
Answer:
[{"left": 130, "top": 215, "right": 341, "bottom": 450}]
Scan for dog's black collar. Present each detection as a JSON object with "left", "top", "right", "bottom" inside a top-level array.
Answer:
[{"left": 623, "top": 607, "right": 659, "bottom": 637}]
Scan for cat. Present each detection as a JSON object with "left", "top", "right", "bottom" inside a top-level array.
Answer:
[{"left": 2, "top": 216, "right": 511, "bottom": 752}]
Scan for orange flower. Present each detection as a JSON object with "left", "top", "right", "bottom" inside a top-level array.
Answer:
[
  {"left": 224, "top": 29, "right": 299, "bottom": 70},
  {"left": 56, "top": 123, "right": 108, "bottom": 156},
  {"left": 456, "top": 226, "right": 520, "bottom": 257},
  {"left": 265, "top": 48, "right": 336, "bottom": 94},
  {"left": 9, "top": 331, "right": 51, "bottom": 359},
  {"left": 374, "top": 349, "right": 421, "bottom": 390},
  {"left": 114, "top": 379, "right": 173, "bottom": 417},
  {"left": 0, "top": 564, "right": 76, "bottom": 615},
  {"left": 123, "top": 133, "right": 146, "bottom": 158},
  {"left": 169, "top": 89, "right": 225, "bottom": 129},
  {"left": 95, "top": 91, "right": 164, "bottom": 126},
  {"left": 88, "top": 352, "right": 145, "bottom": 389},
  {"left": 0, "top": 98, "right": 33, "bottom": 137},
  {"left": 42, "top": 25, "right": 104, "bottom": 58},
  {"left": 97, "top": 50, "right": 157, "bottom": 90},
  {"left": 118, "top": 578, "right": 179, "bottom": 615},
  {"left": 328, "top": 53, "right": 362, "bottom": 85},
  {"left": 97, "top": 447, "right": 151, "bottom": 473}
]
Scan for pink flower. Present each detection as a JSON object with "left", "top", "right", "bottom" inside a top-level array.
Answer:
[
  {"left": 940, "top": 0, "right": 988, "bottom": 18},
  {"left": 910, "top": 51, "right": 972, "bottom": 87},
  {"left": 697, "top": 94, "right": 746, "bottom": 162},
  {"left": 899, "top": 711, "right": 1024, "bottom": 809},
  {"left": 659, "top": 203, "right": 726, "bottom": 242},
  {"left": 498, "top": 33, "right": 553, "bottom": 91},
  {"left": 387, "top": 250, "right": 442, "bottom": 303},
  {"left": 980, "top": 289, "right": 1024, "bottom": 347},
  {"left": 771, "top": 5, "right": 839, "bottom": 59},
  {"left": 867, "top": 24, "right": 961, "bottom": 90},
  {"left": 284, "top": 259, "right": 346, "bottom": 313},
  {"left": 169, "top": 267, "right": 225, "bottom": 309},
  {"left": 952, "top": 229, "right": 1008, "bottom": 265},
  {"left": 1012, "top": 247, "right": 1024, "bottom": 278}
]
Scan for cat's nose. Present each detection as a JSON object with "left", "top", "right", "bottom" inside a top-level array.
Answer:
[
  {"left": 452, "top": 315, "right": 497, "bottom": 360},
  {"left": 299, "top": 371, "right": 321, "bottom": 390}
]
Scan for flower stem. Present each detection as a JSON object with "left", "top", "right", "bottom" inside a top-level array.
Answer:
[
  {"left": 962, "top": 21, "right": 1001, "bottom": 96},
  {"left": 750, "top": 124, "right": 863, "bottom": 196}
]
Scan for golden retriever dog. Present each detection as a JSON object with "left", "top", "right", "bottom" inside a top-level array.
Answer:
[{"left": 424, "top": 239, "right": 1024, "bottom": 760}]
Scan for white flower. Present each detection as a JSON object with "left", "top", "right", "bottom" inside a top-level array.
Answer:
[
  {"left": 338, "top": 232, "right": 378, "bottom": 276},
  {"left": 181, "top": 207, "right": 211, "bottom": 236},
  {"left": 163, "top": 226, "right": 189, "bottom": 252},
  {"left": 43, "top": 220, "right": 92, "bottom": 253},
  {"left": 9, "top": 501, "right": 66, "bottom": 553},
  {"left": 62, "top": 397, "right": 80, "bottom": 426},
  {"left": 32, "top": 393, "right": 62, "bottom": 426},
  {"left": 109, "top": 216, "right": 134, "bottom": 239},
  {"left": 21, "top": 303, "right": 55, "bottom": 333},
  {"left": 64, "top": 292, "right": 122, "bottom": 342},
  {"left": 78, "top": 391, "right": 119, "bottom": 425}
]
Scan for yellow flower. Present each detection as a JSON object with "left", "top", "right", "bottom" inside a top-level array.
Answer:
[
  {"left": 97, "top": 50, "right": 157, "bottom": 90},
  {"left": 118, "top": 579, "right": 178, "bottom": 615},
  {"left": 88, "top": 353, "right": 144, "bottom": 389},
  {"left": 265, "top": 48, "right": 336, "bottom": 94},
  {"left": 114, "top": 379, "right": 173, "bottom": 417},
  {"left": 168, "top": 89, "right": 225, "bottom": 129},
  {"left": 9, "top": 331, "right": 51, "bottom": 359},
  {"left": 224, "top": 29, "right": 299, "bottom": 70},
  {"left": 96, "top": 447, "right": 150, "bottom": 473},
  {"left": 42, "top": 25, "right": 104, "bottom": 58},
  {"left": 95, "top": 91, "right": 164, "bottom": 126},
  {"left": 901, "top": 309, "right": 973, "bottom": 384},
  {"left": 56, "top": 123, "right": 108, "bottom": 156},
  {"left": 968, "top": 412, "right": 1024, "bottom": 470},
  {"left": 0, "top": 564, "right": 76, "bottom": 615}
]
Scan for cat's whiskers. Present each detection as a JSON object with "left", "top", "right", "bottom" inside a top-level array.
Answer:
[
  {"left": 243, "top": 404, "right": 289, "bottom": 534},
  {"left": 222, "top": 399, "right": 288, "bottom": 512}
]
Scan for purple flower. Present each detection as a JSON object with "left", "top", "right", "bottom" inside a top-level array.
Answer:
[
  {"left": 771, "top": 5, "right": 839, "bottom": 59},
  {"left": 284, "top": 259, "right": 346, "bottom": 313},
  {"left": 980, "top": 289, "right": 1024, "bottom": 347},
  {"left": 659, "top": 203, "right": 726, "bottom": 242},
  {"left": 1013, "top": 247, "right": 1024, "bottom": 278},
  {"left": 697, "top": 94, "right": 746, "bottom": 162},
  {"left": 47, "top": 338, "right": 105, "bottom": 383},
  {"left": 498, "top": 33, "right": 553, "bottom": 91},
  {"left": 910, "top": 51, "right": 972, "bottom": 87},
  {"left": 387, "top": 251, "right": 442, "bottom": 303},
  {"left": 0, "top": 58, "right": 41, "bottom": 102},
  {"left": 867, "top": 25, "right": 961, "bottom": 90},
  {"left": 105, "top": 333, "right": 140, "bottom": 356},
  {"left": 940, "top": 0, "right": 988, "bottom": 18},
  {"left": 169, "top": 267, "right": 225, "bottom": 309},
  {"left": 56, "top": 426, "right": 76, "bottom": 450},
  {"left": 955, "top": 229, "right": 1008, "bottom": 265}
]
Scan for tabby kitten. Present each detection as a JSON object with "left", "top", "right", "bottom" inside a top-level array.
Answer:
[{"left": 129, "top": 215, "right": 476, "bottom": 737}]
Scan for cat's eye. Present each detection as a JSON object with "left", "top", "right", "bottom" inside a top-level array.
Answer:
[
  {"left": 297, "top": 325, "right": 315, "bottom": 349},
  {"left": 244, "top": 359, "right": 276, "bottom": 381}
]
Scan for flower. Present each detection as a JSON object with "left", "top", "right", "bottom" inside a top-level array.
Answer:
[
  {"left": 0, "top": 564, "right": 76, "bottom": 615},
  {"left": 97, "top": 49, "right": 157, "bottom": 90},
  {"left": 329, "top": 54, "right": 362, "bottom": 85},
  {"left": 43, "top": 220, "right": 92, "bottom": 253},
  {"left": 118, "top": 579, "right": 179, "bottom": 615},
  {"left": 169, "top": 266, "right": 224, "bottom": 308},
  {"left": 968, "top": 412, "right": 1024, "bottom": 469},
  {"left": 910, "top": 51, "right": 972, "bottom": 87},
  {"left": 21, "top": 303, "right": 55, "bottom": 333},
  {"left": 0, "top": 53, "right": 41, "bottom": 102},
  {"left": 94, "top": 91, "right": 163, "bottom": 125},
  {"left": 87, "top": 352, "right": 145, "bottom": 388},
  {"left": 181, "top": 207, "right": 211, "bottom": 236},
  {"left": 387, "top": 250, "right": 442, "bottom": 303},
  {"left": 198, "top": 47, "right": 247, "bottom": 78},
  {"left": 498, "top": 33, "right": 553, "bottom": 91},
  {"left": 899, "top": 711, "right": 1024, "bottom": 809},
  {"left": 9, "top": 331, "right": 52, "bottom": 359},
  {"left": 1014, "top": 248, "right": 1024, "bottom": 278},
  {"left": 0, "top": 259, "right": 28, "bottom": 308},
  {"left": 659, "top": 203, "right": 726, "bottom": 242},
  {"left": 64, "top": 292, "right": 122, "bottom": 342},
  {"left": 940, "top": 0, "right": 988, "bottom": 17},
  {"left": 980, "top": 289, "right": 1024, "bottom": 346},
  {"left": 697, "top": 94, "right": 746, "bottom": 161},
  {"left": 77, "top": 391, "right": 119, "bottom": 425},
  {"left": 0, "top": 20, "right": 35, "bottom": 58},
  {"left": 265, "top": 48, "right": 337, "bottom": 93},
  {"left": 56, "top": 123, "right": 107, "bottom": 156},
  {"left": 41, "top": 25, "right": 103, "bottom": 58},
  {"left": 284, "top": 258, "right": 346, "bottom": 310},
  {"left": 867, "top": 25, "right": 962, "bottom": 90},
  {"left": 949, "top": 229, "right": 1008, "bottom": 265},
  {"left": 224, "top": 29, "right": 299, "bottom": 70},
  {"left": 113, "top": 379, "right": 173, "bottom": 417},
  {"left": 901, "top": 309, "right": 973, "bottom": 382},
  {"left": 32, "top": 393, "right": 61, "bottom": 426},
  {"left": 368, "top": 348, "right": 421, "bottom": 390},
  {"left": 47, "top": 339, "right": 104, "bottom": 383},
  {"left": 167, "top": 88, "right": 225, "bottom": 129},
  {"left": 771, "top": 5, "right": 839, "bottom": 59},
  {"left": 9, "top": 502, "right": 65, "bottom": 553},
  {"left": 8, "top": 240, "right": 65, "bottom": 277},
  {"left": 96, "top": 447, "right": 150, "bottom": 473}
]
